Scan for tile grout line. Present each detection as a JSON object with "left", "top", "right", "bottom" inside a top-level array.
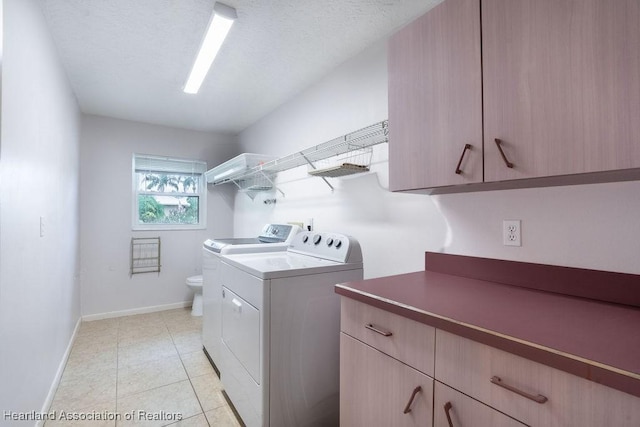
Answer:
[{"left": 163, "top": 313, "right": 212, "bottom": 427}]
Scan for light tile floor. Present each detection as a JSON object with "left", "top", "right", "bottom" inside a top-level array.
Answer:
[{"left": 46, "top": 308, "right": 241, "bottom": 427}]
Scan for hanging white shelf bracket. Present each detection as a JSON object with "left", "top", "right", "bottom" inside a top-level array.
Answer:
[
  {"left": 301, "top": 153, "right": 334, "bottom": 192},
  {"left": 258, "top": 170, "right": 285, "bottom": 197}
]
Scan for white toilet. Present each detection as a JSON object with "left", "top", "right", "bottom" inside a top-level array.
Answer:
[{"left": 186, "top": 275, "right": 203, "bottom": 316}]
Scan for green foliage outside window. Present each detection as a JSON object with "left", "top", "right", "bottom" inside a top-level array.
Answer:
[
  {"left": 137, "top": 174, "right": 199, "bottom": 225},
  {"left": 138, "top": 195, "right": 165, "bottom": 223}
]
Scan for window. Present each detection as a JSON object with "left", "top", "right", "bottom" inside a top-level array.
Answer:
[{"left": 132, "top": 154, "right": 207, "bottom": 230}]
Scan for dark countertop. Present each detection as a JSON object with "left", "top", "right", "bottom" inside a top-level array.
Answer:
[{"left": 336, "top": 268, "right": 640, "bottom": 398}]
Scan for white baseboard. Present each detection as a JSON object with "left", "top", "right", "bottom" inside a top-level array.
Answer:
[
  {"left": 81, "top": 301, "right": 192, "bottom": 322},
  {"left": 37, "top": 317, "right": 82, "bottom": 427}
]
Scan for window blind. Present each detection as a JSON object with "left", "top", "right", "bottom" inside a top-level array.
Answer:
[{"left": 134, "top": 154, "right": 207, "bottom": 175}]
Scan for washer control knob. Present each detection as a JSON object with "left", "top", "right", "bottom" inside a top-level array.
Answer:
[
  {"left": 302, "top": 235, "right": 309, "bottom": 243},
  {"left": 313, "top": 234, "right": 322, "bottom": 245},
  {"left": 326, "top": 238, "right": 334, "bottom": 247},
  {"left": 334, "top": 239, "right": 342, "bottom": 249}
]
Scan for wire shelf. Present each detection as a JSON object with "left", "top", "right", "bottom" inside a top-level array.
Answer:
[
  {"left": 308, "top": 163, "right": 370, "bottom": 178},
  {"left": 306, "top": 141, "right": 374, "bottom": 178},
  {"left": 206, "top": 120, "right": 389, "bottom": 193},
  {"left": 205, "top": 153, "right": 277, "bottom": 185}
]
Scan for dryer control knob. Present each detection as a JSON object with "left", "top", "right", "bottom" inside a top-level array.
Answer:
[
  {"left": 326, "top": 238, "right": 334, "bottom": 247},
  {"left": 334, "top": 239, "right": 342, "bottom": 248},
  {"left": 313, "top": 234, "right": 322, "bottom": 245},
  {"left": 302, "top": 235, "right": 309, "bottom": 243}
]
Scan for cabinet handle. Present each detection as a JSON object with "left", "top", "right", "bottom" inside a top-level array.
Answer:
[
  {"left": 444, "top": 402, "right": 454, "bottom": 427},
  {"left": 494, "top": 138, "right": 514, "bottom": 168},
  {"left": 364, "top": 323, "right": 392, "bottom": 337},
  {"left": 490, "top": 376, "right": 548, "bottom": 404},
  {"left": 402, "top": 386, "right": 422, "bottom": 414},
  {"left": 455, "top": 144, "right": 472, "bottom": 174}
]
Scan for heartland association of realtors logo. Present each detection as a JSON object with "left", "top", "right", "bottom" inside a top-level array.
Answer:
[{"left": 3, "top": 410, "right": 183, "bottom": 422}]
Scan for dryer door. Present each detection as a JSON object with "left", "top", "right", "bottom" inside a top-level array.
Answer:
[{"left": 222, "top": 286, "right": 261, "bottom": 383}]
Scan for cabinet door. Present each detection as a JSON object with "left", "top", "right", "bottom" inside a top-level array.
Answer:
[
  {"left": 435, "top": 329, "right": 640, "bottom": 427},
  {"left": 341, "top": 297, "right": 435, "bottom": 376},
  {"left": 340, "top": 333, "right": 433, "bottom": 427},
  {"left": 434, "top": 382, "right": 526, "bottom": 427},
  {"left": 483, "top": 0, "right": 640, "bottom": 182},
  {"left": 388, "top": 0, "right": 483, "bottom": 190}
]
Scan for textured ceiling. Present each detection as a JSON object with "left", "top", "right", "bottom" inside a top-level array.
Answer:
[{"left": 39, "top": 0, "right": 442, "bottom": 133}]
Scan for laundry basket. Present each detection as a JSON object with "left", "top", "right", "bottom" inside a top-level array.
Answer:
[{"left": 307, "top": 145, "right": 373, "bottom": 178}]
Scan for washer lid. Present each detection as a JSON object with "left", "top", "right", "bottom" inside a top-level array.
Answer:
[
  {"left": 220, "top": 252, "right": 362, "bottom": 280},
  {"left": 203, "top": 237, "right": 262, "bottom": 253},
  {"left": 202, "top": 224, "right": 301, "bottom": 253}
]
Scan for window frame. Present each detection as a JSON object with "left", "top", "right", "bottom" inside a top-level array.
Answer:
[{"left": 132, "top": 154, "right": 207, "bottom": 231}]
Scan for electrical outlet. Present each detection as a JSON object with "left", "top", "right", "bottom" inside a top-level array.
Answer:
[{"left": 503, "top": 220, "right": 521, "bottom": 246}]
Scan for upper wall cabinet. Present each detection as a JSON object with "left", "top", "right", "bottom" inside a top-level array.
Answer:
[
  {"left": 483, "top": 0, "right": 640, "bottom": 182},
  {"left": 389, "top": 0, "right": 640, "bottom": 192},
  {"left": 388, "top": 0, "right": 483, "bottom": 191}
]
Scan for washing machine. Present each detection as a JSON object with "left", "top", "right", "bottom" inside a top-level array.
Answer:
[
  {"left": 202, "top": 223, "right": 301, "bottom": 374},
  {"left": 218, "top": 231, "right": 363, "bottom": 427}
]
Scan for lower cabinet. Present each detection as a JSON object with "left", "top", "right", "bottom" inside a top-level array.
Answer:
[
  {"left": 340, "top": 297, "right": 640, "bottom": 427},
  {"left": 434, "top": 382, "right": 526, "bottom": 427},
  {"left": 340, "top": 333, "right": 434, "bottom": 426},
  {"left": 435, "top": 329, "right": 640, "bottom": 427}
]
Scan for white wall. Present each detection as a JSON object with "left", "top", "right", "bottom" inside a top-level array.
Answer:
[
  {"left": 432, "top": 180, "right": 640, "bottom": 274},
  {"left": 237, "top": 41, "right": 448, "bottom": 278},
  {"left": 80, "top": 115, "right": 238, "bottom": 316},
  {"left": 0, "top": 0, "right": 81, "bottom": 419},
  {"left": 238, "top": 37, "right": 640, "bottom": 278}
]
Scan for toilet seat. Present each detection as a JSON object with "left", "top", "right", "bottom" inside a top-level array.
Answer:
[{"left": 186, "top": 275, "right": 203, "bottom": 287}]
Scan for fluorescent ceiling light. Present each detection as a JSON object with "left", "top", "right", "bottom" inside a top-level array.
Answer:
[{"left": 183, "top": 2, "right": 237, "bottom": 94}]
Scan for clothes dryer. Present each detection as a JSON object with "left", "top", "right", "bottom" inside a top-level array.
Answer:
[{"left": 218, "top": 231, "right": 363, "bottom": 427}]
